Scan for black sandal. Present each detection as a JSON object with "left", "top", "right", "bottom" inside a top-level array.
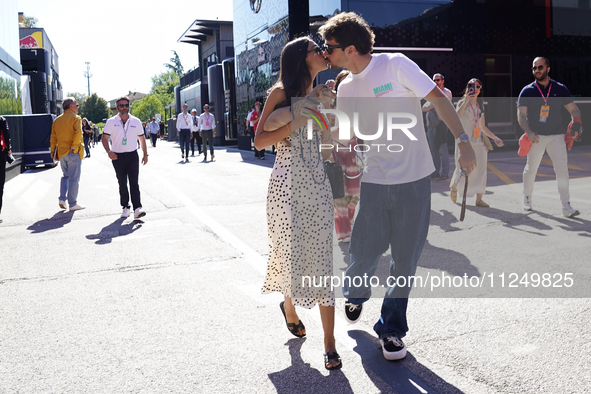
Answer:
[
  {"left": 324, "top": 352, "right": 343, "bottom": 370},
  {"left": 279, "top": 301, "right": 306, "bottom": 338}
]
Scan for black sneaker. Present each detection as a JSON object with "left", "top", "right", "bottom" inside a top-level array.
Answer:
[
  {"left": 380, "top": 336, "right": 407, "bottom": 360},
  {"left": 344, "top": 300, "right": 363, "bottom": 323}
]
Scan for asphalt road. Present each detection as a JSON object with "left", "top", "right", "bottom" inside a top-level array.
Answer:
[{"left": 1, "top": 139, "right": 590, "bottom": 393}]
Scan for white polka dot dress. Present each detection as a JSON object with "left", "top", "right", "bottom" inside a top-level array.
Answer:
[{"left": 261, "top": 127, "right": 335, "bottom": 308}]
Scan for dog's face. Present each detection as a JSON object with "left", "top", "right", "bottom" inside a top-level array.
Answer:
[
  {"left": 310, "top": 84, "right": 336, "bottom": 98},
  {"left": 317, "top": 85, "right": 336, "bottom": 98}
]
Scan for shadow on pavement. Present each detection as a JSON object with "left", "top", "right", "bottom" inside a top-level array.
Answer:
[
  {"left": 27, "top": 210, "right": 74, "bottom": 233},
  {"left": 349, "top": 330, "right": 464, "bottom": 394},
  {"left": 528, "top": 210, "right": 590, "bottom": 236},
  {"left": 430, "top": 205, "right": 555, "bottom": 236},
  {"left": 419, "top": 240, "right": 480, "bottom": 278},
  {"left": 268, "top": 337, "right": 353, "bottom": 394},
  {"left": 334, "top": 239, "right": 480, "bottom": 288},
  {"left": 85, "top": 217, "right": 143, "bottom": 245}
]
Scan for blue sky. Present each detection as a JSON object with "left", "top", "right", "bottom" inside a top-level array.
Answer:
[{"left": 18, "top": 0, "right": 233, "bottom": 101}]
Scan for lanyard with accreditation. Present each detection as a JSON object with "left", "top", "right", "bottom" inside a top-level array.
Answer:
[
  {"left": 203, "top": 114, "right": 213, "bottom": 128},
  {"left": 120, "top": 118, "right": 130, "bottom": 145},
  {"left": 535, "top": 81, "right": 552, "bottom": 123}
]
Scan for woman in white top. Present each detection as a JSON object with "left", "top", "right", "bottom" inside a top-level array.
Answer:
[{"left": 450, "top": 78, "right": 504, "bottom": 207}]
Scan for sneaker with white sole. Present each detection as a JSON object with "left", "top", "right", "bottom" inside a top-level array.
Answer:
[
  {"left": 562, "top": 203, "right": 580, "bottom": 218},
  {"left": 134, "top": 207, "right": 146, "bottom": 219},
  {"left": 344, "top": 300, "right": 363, "bottom": 323},
  {"left": 69, "top": 204, "right": 85, "bottom": 211},
  {"left": 121, "top": 207, "right": 130, "bottom": 218},
  {"left": 380, "top": 336, "right": 407, "bottom": 360},
  {"left": 522, "top": 195, "right": 532, "bottom": 211},
  {"left": 59, "top": 200, "right": 66, "bottom": 209}
]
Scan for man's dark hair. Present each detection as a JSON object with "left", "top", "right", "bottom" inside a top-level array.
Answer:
[
  {"left": 318, "top": 12, "right": 375, "bottom": 55},
  {"left": 116, "top": 96, "right": 130, "bottom": 105},
  {"left": 534, "top": 57, "right": 550, "bottom": 67}
]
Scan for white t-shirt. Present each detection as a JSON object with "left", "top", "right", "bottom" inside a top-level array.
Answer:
[
  {"left": 103, "top": 113, "right": 144, "bottom": 153},
  {"left": 442, "top": 87, "right": 452, "bottom": 99},
  {"left": 246, "top": 111, "right": 254, "bottom": 127},
  {"left": 336, "top": 53, "right": 436, "bottom": 185}
]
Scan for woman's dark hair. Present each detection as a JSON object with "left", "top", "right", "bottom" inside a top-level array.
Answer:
[
  {"left": 268, "top": 36, "right": 313, "bottom": 103},
  {"left": 460, "top": 78, "right": 485, "bottom": 111},
  {"left": 334, "top": 70, "right": 350, "bottom": 93}
]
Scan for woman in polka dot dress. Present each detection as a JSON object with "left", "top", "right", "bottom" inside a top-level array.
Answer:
[{"left": 255, "top": 37, "right": 341, "bottom": 370}]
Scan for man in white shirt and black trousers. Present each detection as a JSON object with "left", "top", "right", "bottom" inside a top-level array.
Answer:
[
  {"left": 102, "top": 96, "right": 148, "bottom": 219},
  {"left": 176, "top": 103, "right": 192, "bottom": 161},
  {"left": 198, "top": 103, "right": 215, "bottom": 161}
]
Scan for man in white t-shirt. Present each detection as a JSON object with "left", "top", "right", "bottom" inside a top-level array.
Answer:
[
  {"left": 320, "top": 12, "right": 476, "bottom": 361},
  {"left": 423, "top": 73, "right": 453, "bottom": 180},
  {"left": 102, "top": 96, "right": 148, "bottom": 219}
]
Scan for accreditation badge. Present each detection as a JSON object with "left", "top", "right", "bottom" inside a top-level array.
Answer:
[
  {"left": 122, "top": 137, "right": 127, "bottom": 146},
  {"left": 473, "top": 127, "right": 480, "bottom": 139},
  {"left": 539, "top": 105, "right": 550, "bottom": 123}
]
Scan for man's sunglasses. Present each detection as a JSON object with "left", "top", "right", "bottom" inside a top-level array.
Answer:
[
  {"left": 322, "top": 43, "right": 346, "bottom": 55},
  {"left": 118, "top": 103, "right": 130, "bottom": 108},
  {"left": 532, "top": 65, "right": 545, "bottom": 71},
  {"left": 307, "top": 46, "right": 323, "bottom": 55},
  {"left": 434, "top": 79, "right": 442, "bottom": 82},
  {"left": 204, "top": 107, "right": 210, "bottom": 109}
]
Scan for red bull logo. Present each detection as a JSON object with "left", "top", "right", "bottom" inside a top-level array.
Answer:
[{"left": 19, "top": 31, "right": 43, "bottom": 49}]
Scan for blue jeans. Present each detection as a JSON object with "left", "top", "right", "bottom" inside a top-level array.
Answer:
[
  {"left": 59, "top": 152, "right": 82, "bottom": 207},
  {"left": 344, "top": 178, "right": 431, "bottom": 338},
  {"left": 427, "top": 126, "right": 449, "bottom": 177},
  {"left": 179, "top": 129, "right": 191, "bottom": 156}
]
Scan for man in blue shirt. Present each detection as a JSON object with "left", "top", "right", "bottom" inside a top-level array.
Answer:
[{"left": 517, "top": 57, "right": 582, "bottom": 218}]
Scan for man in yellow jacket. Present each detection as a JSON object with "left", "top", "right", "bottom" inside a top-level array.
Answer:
[{"left": 50, "top": 97, "right": 85, "bottom": 211}]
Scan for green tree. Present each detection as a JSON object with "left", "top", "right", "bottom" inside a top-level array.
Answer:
[
  {"left": 66, "top": 92, "right": 87, "bottom": 106},
  {"left": 79, "top": 93, "right": 109, "bottom": 123},
  {"left": 130, "top": 95, "right": 164, "bottom": 122},
  {"left": 163, "top": 50, "right": 184, "bottom": 77},
  {"left": 150, "top": 71, "right": 179, "bottom": 109},
  {"left": 22, "top": 15, "right": 38, "bottom": 28}
]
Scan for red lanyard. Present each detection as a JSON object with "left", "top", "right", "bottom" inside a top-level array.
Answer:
[{"left": 535, "top": 81, "right": 552, "bottom": 106}]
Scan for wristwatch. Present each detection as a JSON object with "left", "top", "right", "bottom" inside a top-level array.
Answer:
[{"left": 456, "top": 133, "right": 470, "bottom": 144}]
